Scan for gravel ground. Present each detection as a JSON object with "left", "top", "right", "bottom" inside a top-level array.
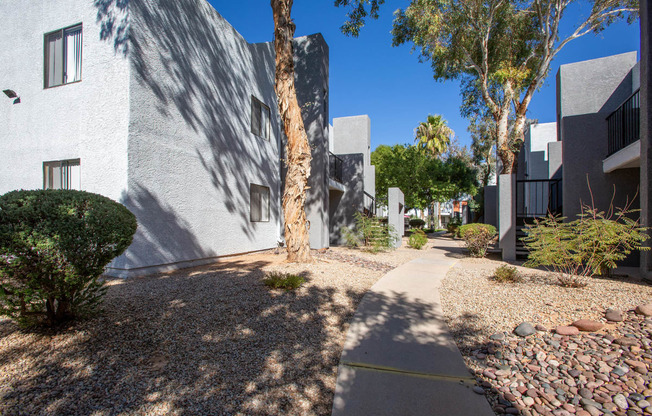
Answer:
[
  {"left": 0, "top": 249, "right": 391, "bottom": 416},
  {"left": 441, "top": 238, "right": 652, "bottom": 416},
  {"left": 441, "top": 253, "right": 652, "bottom": 355}
]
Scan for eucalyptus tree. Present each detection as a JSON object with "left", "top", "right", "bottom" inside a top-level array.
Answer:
[
  {"left": 415, "top": 114, "right": 453, "bottom": 157},
  {"left": 271, "top": 0, "right": 311, "bottom": 262},
  {"left": 336, "top": 0, "right": 639, "bottom": 174}
]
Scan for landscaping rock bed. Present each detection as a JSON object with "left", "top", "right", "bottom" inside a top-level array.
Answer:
[
  {"left": 471, "top": 308, "right": 652, "bottom": 416},
  {"left": 313, "top": 249, "right": 395, "bottom": 273}
]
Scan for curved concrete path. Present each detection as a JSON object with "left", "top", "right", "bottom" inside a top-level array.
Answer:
[{"left": 332, "top": 236, "right": 494, "bottom": 416}]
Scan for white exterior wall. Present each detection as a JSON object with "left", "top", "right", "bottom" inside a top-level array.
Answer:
[
  {"left": 332, "top": 115, "right": 376, "bottom": 198},
  {"left": 0, "top": 0, "right": 130, "bottom": 201},
  {"left": 109, "top": 0, "right": 283, "bottom": 275}
]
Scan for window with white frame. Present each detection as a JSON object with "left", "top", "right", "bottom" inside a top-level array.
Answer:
[
  {"left": 43, "top": 159, "right": 81, "bottom": 190},
  {"left": 250, "top": 184, "right": 270, "bottom": 222},
  {"left": 45, "top": 24, "right": 82, "bottom": 88},
  {"left": 251, "top": 96, "right": 270, "bottom": 140}
]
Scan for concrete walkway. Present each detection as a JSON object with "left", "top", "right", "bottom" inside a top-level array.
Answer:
[{"left": 332, "top": 236, "right": 494, "bottom": 416}]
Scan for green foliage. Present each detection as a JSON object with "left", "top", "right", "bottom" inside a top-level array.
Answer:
[
  {"left": 337, "top": 0, "right": 638, "bottom": 173},
  {"left": 409, "top": 218, "right": 426, "bottom": 229},
  {"left": 408, "top": 229, "right": 428, "bottom": 249},
  {"left": 415, "top": 114, "right": 452, "bottom": 157},
  {"left": 459, "top": 223, "right": 496, "bottom": 257},
  {"left": 371, "top": 144, "right": 478, "bottom": 209},
  {"left": 447, "top": 217, "right": 462, "bottom": 235},
  {"left": 523, "top": 199, "right": 649, "bottom": 287},
  {"left": 263, "top": 272, "right": 305, "bottom": 290},
  {"left": 0, "top": 190, "right": 137, "bottom": 327},
  {"left": 341, "top": 212, "right": 397, "bottom": 253},
  {"left": 493, "top": 265, "right": 520, "bottom": 283}
]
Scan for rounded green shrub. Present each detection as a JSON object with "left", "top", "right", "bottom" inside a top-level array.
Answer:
[
  {"left": 0, "top": 190, "right": 137, "bottom": 327},
  {"left": 408, "top": 228, "right": 428, "bottom": 249},
  {"left": 459, "top": 223, "right": 496, "bottom": 257},
  {"left": 409, "top": 218, "right": 425, "bottom": 229},
  {"left": 447, "top": 217, "right": 462, "bottom": 235},
  {"left": 493, "top": 265, "right": 521, "bottom": 283}
]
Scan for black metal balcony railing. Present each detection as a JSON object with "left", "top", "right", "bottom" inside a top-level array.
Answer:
[
  {"left": 607, "top": 89, "right": 640, "bottom": 157},
  {"left": 363, "top": 191, "right": 376, "bottom": 216},
  {"left": 515, "top": 179, "right": 563, "bottom": 220},
  {"left": 329, "top": 152, "right": 343, "bottom": 183}
]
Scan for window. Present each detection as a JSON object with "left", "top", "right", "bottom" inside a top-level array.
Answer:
[
  {"left": 251, "top": 96, "right": 270, "bottom": 140},
  {"left": 250, "top": 184, "right": 270, "bottom": 222},
  {"left": 45, "top": 24, "right": 82, "bottom": 88},
  {"left": 43, "top": 159, "right": 81, "bottom": 190}
]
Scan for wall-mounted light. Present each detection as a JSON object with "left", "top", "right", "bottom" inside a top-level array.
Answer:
[{"left": 3, "top": 89, "right": 20, "bottom": 104}]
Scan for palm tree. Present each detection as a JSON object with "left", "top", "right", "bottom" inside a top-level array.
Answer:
[
  {"left": 415, "top": 114, "right": 453, "bottom": 157},
  {"left": 415, "top": 114, "right": 453, "bottom": 227}
]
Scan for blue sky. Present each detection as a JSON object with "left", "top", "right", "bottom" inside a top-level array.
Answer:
[{"left": 211, "top": 1, "right": 640, "bottom": 151}]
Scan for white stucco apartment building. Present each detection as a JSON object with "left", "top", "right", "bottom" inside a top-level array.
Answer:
[{"left": 0, "top": 0, "right": 375, "bottom": 277}]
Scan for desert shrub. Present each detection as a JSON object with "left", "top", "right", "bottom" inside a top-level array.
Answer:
[
  {"left": 493, "top": 265, "right": 520, "bottom": 283},
  {"left": 408, "top": 229, "right": 428, "bottom": 249},
  {"left": 409, "top": 218, "right": 425, "bottom": 229},
  {"left": 523, "top": 198, "right": 649, "bottom": 287},
  {"left": 263, "top": 272, "right": 305, "bottom": 290},
  {"left": 459, "top": 223, "right": 496, "bottom": 257},
  {"left": 341, "top": 226, "right": 361, "bottom": 248},
  {"left": 447, "top": 217, "right": 462, "bottom": 235},
  {"left": 341, "top": 212, "right": 397, "bottom": 253},
  {"left": 0, "top": 190, "right": 137, "bottom": 327}
]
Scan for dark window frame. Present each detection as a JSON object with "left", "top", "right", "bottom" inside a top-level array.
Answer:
[
  {"left": 44, "top": 23, "right": 83, "bottom": 89},
  {"left": 249, "top": 183, "right": 270, "bottom": 222},
  {"left": 250, "top": 95, "right": 271, "bottom": 140},
  {"left": 43, "top": 158, "right": 81, "bottom": 190}
]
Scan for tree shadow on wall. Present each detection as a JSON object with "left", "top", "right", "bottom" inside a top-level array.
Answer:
[{"left": 95, "top": 0, "right": 329, "bottom": 245}]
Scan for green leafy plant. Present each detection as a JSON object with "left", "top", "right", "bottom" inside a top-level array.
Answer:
[
  {"left": 408, "top": 228, "right": 428, "bottom": 249},
  {"left": 409, "top": 218, "right": 426, "bottom": 229},
  {"left": 341, "top": 212, "right": 398, "bottom": 253},
  {"left": 0, "top": 190, "right": 137, "bottom": 327},
  {"left": 263, "top": 272, "right": 305, "bottom": 290},
  {"left": 447, "top": 216, "right": 462, "bottom": 235},
  {"left": 459, "top": 223, "right": 496, "bottom": 257},
  {"left": 493, "top": 265, "right": 521, "bottom": 283},
  {"left": 523, "top": 191, "right": 649, "bottom": 287}
]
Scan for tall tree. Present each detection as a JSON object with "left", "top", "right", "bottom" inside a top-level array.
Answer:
[
  {"left": 272, "top": 0, "right": 312, "bottom": 262},
  {"left": 415, "top": 114, "right": 453, "bottom": 157},
  {"left": 337, "top": 0, "right": 638, "bottom": 174}
]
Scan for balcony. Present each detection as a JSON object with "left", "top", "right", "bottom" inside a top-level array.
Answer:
[
  {"left": 603, "top": 89, "right": 641, "bottom": 173},
  {"left": 329, "top": 152, "right": 343, "bottom": 183}
]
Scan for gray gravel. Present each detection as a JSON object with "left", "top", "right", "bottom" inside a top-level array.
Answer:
[{"left": 0, "top": 250, "right": 387, "bottom": 416}]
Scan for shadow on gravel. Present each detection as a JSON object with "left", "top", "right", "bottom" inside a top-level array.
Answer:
[{"left": 0, "top": 256, "right": 379, "bottom": 415}]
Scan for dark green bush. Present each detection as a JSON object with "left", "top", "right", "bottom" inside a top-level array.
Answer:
[
  {"left": 408, "top": 229, "right": 428, "bottom": 249},
  {"left": 459, "top": 223, "right": 496, "bottom": 257},
  {"left": 493, "top": 265, "right": 521, "bottom": 283},
  {"left": 263, "top": 272, "right": 305, "bottom": 290},
  {"left": 0, "top": 190, "right": 137, "bottom": 327},
  {"left": 447, "top": 217, "right": 462, "bottom": 235},
  {"left": 409, "top": 218, "right": 426, "bottom": 229}
]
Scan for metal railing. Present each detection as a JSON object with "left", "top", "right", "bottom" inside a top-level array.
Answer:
[
  {"left": 515, "top": 179, "right": 563, "bottom": 219},
  {"left": 363, "top": 191, "right": 376, "bottom": 216},
  {"left": 607, "top": 89, "right": 640, "bottom": 156},
  {"left": 329, "top": 152, "right": 343, "bottom": 183}
]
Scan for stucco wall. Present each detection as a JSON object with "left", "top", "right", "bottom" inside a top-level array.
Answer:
[
  {"left": 294, "top": 34, "right": 330, "bottom": 250},
  {"left": 109, "top": 0, "right": 284, "bottom": 275},
  {"left": 0, "top": 0, "right": 130, "bottom": 201},
  {"left": 557, "top": 52, "right": 639, "bottom": 222},
  {"left": 332, "top": 115, "right": 376, "bottom": 201},
  {"left": 329, "top": 154, "right": 364, "bottom": 245}
]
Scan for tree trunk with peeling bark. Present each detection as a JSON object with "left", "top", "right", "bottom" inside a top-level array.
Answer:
[{"left": 271, "top": 0, "right": 312, "bottom": 263}]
